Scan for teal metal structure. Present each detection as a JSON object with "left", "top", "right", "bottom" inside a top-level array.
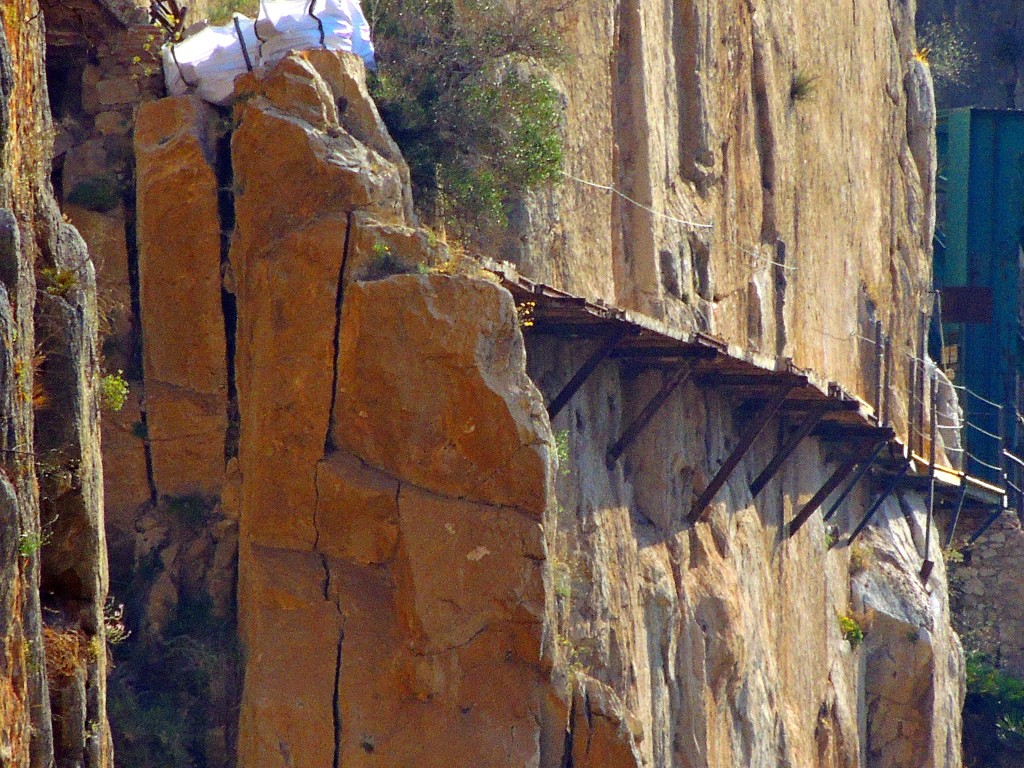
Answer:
[{"left": 934, "top": 108, "right": 1024, "bottom": 481}]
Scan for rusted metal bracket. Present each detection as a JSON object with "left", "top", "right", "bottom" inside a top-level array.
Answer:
[
  {"left": 788, "top": 438, "right": 882, "bottom": 536},
  {"left": 547, "top": 328, "right": 632, "bottom": 420},
  {"left": 966, "top": 503, "right": 1009, "bottom": 546},
  {"left": 749, "top": 401, "right": 830, "bottom": 499},
  {"left": 607, "top": 361, "right": 695, "bottom": 465},
  {"left": 822, "top": 439, "right": 888, "bottom": 522},
  {"left": 689, "top": 383, "right": 796, "bottom": 523},
  {"left": 846, "top": 462, "right": 911, "bottom": 544}
]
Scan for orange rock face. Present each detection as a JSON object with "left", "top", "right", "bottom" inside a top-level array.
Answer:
[
  {"left": 218, "top": 51, "right": 558, "bottom": 768},
  {"left": 332, "top": 275, "right": 551, "bottom": 517},
  {"left": 135, "top": 95, "right": 227, "bottom": 498}
]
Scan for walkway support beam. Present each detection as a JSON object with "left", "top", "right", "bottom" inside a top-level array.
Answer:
[
  {"left": 847, "top": 462, "right": 911, "bottom": 544},
  {"left": 689, "top": 383, "right": 796, "bottom": 523},
  {"left": 548, "top": 328, "right": 632, "bottom": 420},
  {"left": 607, "top": 362, "right": 695, "bottom": 465},
  {"left": 789, "top": 438, "right": 883, "bottom": 536},
  {"left": 823, "top": 440, "right": 888, "bottom": 522},
  {"left": 750, "top": 402, "right": 830, "bottom": 499}
]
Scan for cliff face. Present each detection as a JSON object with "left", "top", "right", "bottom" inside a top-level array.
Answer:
[
  {"left": 1, "top": 2, "right": 112, "bottom": 767},
  {"left": 509, "top": 0, "right": 932, "bottom": 440},
  {"left": 2, "top": 0, "right": 970, "bottom": 767},
  {"left": 126, "top": 45, "right": 961, "bottom": 768}
]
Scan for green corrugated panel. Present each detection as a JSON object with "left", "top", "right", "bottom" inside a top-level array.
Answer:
[{"left": 935, "top": 109, "right": 1024, "bottom": 476}]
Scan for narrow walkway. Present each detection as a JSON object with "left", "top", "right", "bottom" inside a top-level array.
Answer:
[{"left": 485, "top": 261, "right": 1010, "bottom": 556}]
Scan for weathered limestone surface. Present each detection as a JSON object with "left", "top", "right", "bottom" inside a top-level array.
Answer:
[
  {"left": 331, "top": 276, "right": 550, "bottom": 516},
  {"left": 113, "top": 38, "right": 968, "bottom": 768},
  {"left": 505, "top": 0, "right": 933, "bottom": 442},
  {"left": 530, "top": 334, "right": 964, "bottom": 768},
  {"left": 110, "top": 0, "right": 966, "bottom": 763},
  {"left": 1, "top": 2, "right": 112, "bottom": 766},
  {"left": 136, "top": 95, "right": 227, "bottom": 498}
]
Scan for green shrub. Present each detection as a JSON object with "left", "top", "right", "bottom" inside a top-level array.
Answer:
[
  {"left": 918, "top": 19, "right": 976, "bottom": 90},
  {"left": 99, "top": 371, "right": 129, "bottom": 412},
  {"left": 205, "top": 0, "right": 258, "bottom": 24},
  {"left": 966, "top": 652, "right": 1024, "bottom": 743},
  {"left": 164, "top": 493, "right": 214, "bottom": 526},
  {"left": 848, "top": 542, "right": 873, "bottom": 575},
  {"left": 554, "top": 429, "right": 570, "bottom": 474},
  {"left": 790, "top": 70, "right": 819, "bottom": 102},
  {"left": 359, "top": 242, "right": 416, "bottom": 280},
  {"left": 366, "top": 0, "right": 565, "bottom": 230},
  {"left": 18, "top": 529, "right": 50, "bottom": 558},
  {"left": 943, "top": 546, "right": 965, "bottom": 564},
  {"left": 66, "top": 177, "right": 122, "bottom": 212},
  {"left": 40, "top": 267, "right": 78, "bottom": 297},
  {"left": 838, "top": 614, "right": 864, "bottom": 648}
]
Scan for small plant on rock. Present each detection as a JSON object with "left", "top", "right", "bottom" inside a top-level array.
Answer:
[
  {"left": 164, "top": 493, "right": 215, "bottom": 526},
  {"left": 104, "top": 598, "right": 131, "bottom": 647},
  {"left": 554, "top": 429, "right": 570, "bottom": 475},
  {"left": 66, "top": 177, "right": 123, "bottom": 213},
  {"left": 918, "top": 18, "right": 976, "bottom": 90},
  {"left": 206, "top": 0, "right": 259, "bottom": 24},
  {"left": 848, "top": 542, "right": 873, "bottom": 575},
  {"left": 18, "top": 528, "right": 51, "bottom": 558},
  {"left": 359, "top": 241, "right": 416, "bottom": 280},
  {"left": 943, "top": 546, "right": 964, "bottom": 565},
  {"left": 838, "top": 613, "right": 865, "bottom": 648},
  {"left": 99, "top": 371, "right": 129, "bottom": 413},
  {"left": 790, "top": 69, "right": 819, "bottom": 102},
  {"left": 515, "top": 300, "right": 536, "bottom": 329},
  {"left": 40, "top": 267, "right": 78, "bottom": 298}
]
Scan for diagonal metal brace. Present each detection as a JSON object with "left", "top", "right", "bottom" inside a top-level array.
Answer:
[
  {"left": 750, "top": 401, "right": 831, "bottom": 499},
  {"left": 788, "top": 438, "right": 881, "bottom": 536},
  {"left": 967, "top": 504, "right": 1008, "bottom": 546},
  {"left": 846, "top": 462, "right": 911, "bottom": 544},
  {"left": 689, "top": 383, "right": 796, "bottom": 523},
  {"left": 823, "top": 440, "right": 888, "bottom": 522},
  {"left": 607, "top": 361, "right": 695, "bottom": 465},
  {"left": 548, "top": 328, "right": 632, "bottom": 420}
]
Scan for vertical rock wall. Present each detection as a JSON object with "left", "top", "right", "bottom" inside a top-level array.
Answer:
[
  {"left": 125, "top": 43, "right": 965, "bottom": 768},
  {"left": 1, "top": 1, "right": 111, "bottom": 766},
  {"left": 530, "top": 335, "right": 963, "bottom": 768},
  {"left": 506, "top": 0, "right": 933, "bottom": 442},
  {"left": 87, "top": 0, "right": 966, "bottom": 766}
]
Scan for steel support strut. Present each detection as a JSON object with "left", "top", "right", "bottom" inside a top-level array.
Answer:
[
  {"left": 689, "top": 384, "right": 796, "bottom": 523},
  {"left": 788, "top": 438, "right": 883, "bottom": 536}
]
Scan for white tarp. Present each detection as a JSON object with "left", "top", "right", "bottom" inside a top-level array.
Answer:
[
  {"left": 163, "top": 15, "right": 259, "bottom": 105},
  {"left": 163, "top": 0, "right": 374, "bottom": 106},
  {"left": 256, "top": 0, "right": 374, "bottom": 68}
]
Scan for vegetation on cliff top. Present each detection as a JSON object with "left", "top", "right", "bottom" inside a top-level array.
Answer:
[{"left": 365, "top": 0, "right": 565, "bottom": 230}]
